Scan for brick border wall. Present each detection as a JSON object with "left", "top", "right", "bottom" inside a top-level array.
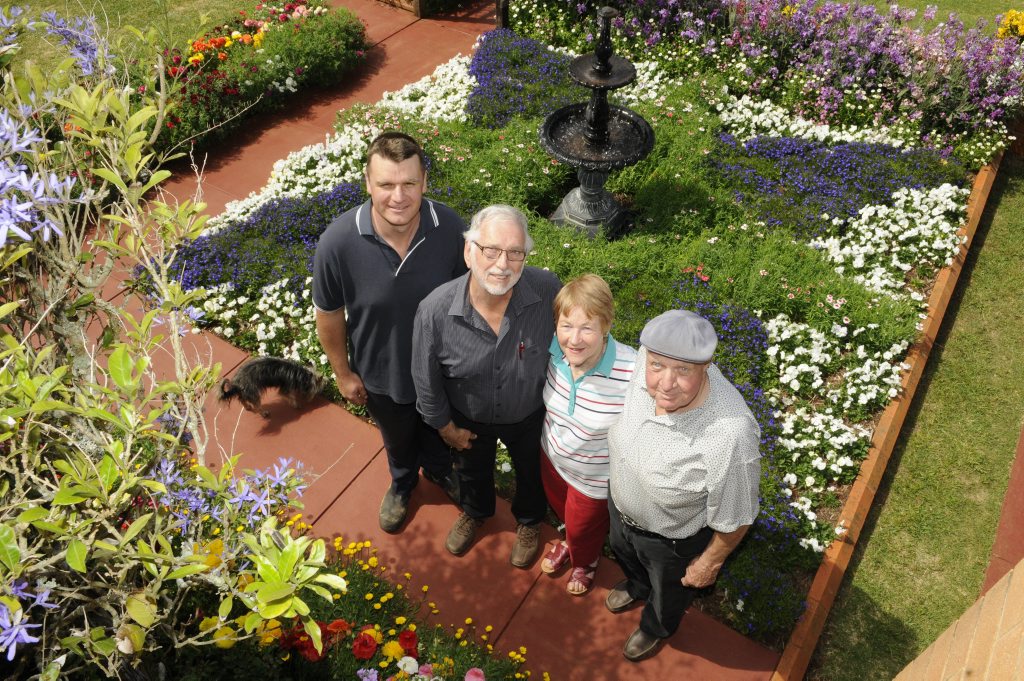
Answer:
[
  {"left": 771, "top": 153, "right": 1005, "bottom": 680},
  {"left": 894, "top": 557, "right": 1024, "bottom": 679}
]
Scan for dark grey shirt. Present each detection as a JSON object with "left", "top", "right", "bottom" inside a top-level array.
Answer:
[
  {"left": 311, "top": 198, "right": 467, "bottom": 403},
  {"left": 412, "top": 267, "right": 562, "bottom": 428}
]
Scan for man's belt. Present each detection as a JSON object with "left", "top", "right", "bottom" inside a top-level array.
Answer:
[{"left": 618, "top": 511, "right": 670, "bottom": 541}]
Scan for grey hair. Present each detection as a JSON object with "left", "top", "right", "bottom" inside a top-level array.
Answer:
[{"left": 464, "top": 204, "right": 534, "bottom": 253}]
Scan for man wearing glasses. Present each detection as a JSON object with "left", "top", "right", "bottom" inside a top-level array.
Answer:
[{"left": 412, "top": 204, "right": 561, "bottom": 568}]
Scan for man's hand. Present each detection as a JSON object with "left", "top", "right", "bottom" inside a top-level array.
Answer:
[
  {"left": 439, "top": 422, "right": 476, "bottom": 451},
  {"left": 337, "top": 371, "right": 367, "bottom": 406},
  {"left": 681, "top": 555, "right": 722, "bottom": 589}
]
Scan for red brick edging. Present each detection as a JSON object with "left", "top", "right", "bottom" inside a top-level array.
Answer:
[{"left": 771, "top": 153, "right": 1005, "bottom": 680}]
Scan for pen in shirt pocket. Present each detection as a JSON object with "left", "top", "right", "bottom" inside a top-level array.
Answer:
[{"left": 518, "top": 339, "right": 525, "bottom": 360}]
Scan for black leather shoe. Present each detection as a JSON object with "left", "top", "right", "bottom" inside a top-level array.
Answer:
[
  {"left": 605, "top": 579, "right": 640, "bottom": 613},
  {"left": 623, "top": 627, "right": 664, "bottom": 662},
  {"left": 424, "top": 470, "right": 460, "bottom": 505},
  {"left": 379, "top": 488, "right": 409, "bottom": 534}
]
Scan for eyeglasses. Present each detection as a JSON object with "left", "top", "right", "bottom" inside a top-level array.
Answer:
[{"left": 472, "top": 241, "right": 527, "bottom": 262}]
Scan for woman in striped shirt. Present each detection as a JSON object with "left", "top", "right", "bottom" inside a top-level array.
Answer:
[{"left": 540, "top": 274, "right": 636, "bottom": 595}]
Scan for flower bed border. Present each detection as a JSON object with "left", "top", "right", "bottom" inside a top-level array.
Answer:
[{"left": 772, "top": 152, "right": 1005, "bottom": 680}]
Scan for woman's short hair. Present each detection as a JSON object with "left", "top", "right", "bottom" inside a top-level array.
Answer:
[
  {"left": 553, "top": 274, "right": 615, "bottom": 335},
  {"left": 365, "top": 131, "right": 426, "bottom": 172},
  {"left": 464, "top": 204, "right": 534, "bottom": 253}
]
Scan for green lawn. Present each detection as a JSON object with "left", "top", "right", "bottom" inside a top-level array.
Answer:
[
  {"left": 16, "top": 0, "right": 240, "bottom": 72},
  {"left": 811, "top": 3, "right": 1024, "bottom": 679}
]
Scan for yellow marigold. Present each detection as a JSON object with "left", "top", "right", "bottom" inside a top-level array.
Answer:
[
  {"left": 381, "top": 640, "right": 405, "bottom": 660},
  {"left": 256, "top": 619, "right": 283, "bottom": 646},
  {"left": 195, "top": 538, "right": 224, "bottom": 569},
  {"left": 395, "top": 616, "right": 407, "bottom": 625}
]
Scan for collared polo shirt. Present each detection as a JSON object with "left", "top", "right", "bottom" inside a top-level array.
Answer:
[
  {"left": 311, "top": 198, "right": 467, "bottom": 403},
  {"left": 542, "top": 335, "right": 636, "bottom": 499},
  {"left": 412, "top": 267, "right": 562, "bottom": 428},
  {"left": 608, "top": 348, "right": 761, "bottom": 538}
]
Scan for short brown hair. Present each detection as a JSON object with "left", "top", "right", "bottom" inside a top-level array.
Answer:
[
  {"left": 553, "top": 274, "right": 615, "bottom": 336},
  {"left": 365, "top": 131, "right": 426, "bottom": 172}
]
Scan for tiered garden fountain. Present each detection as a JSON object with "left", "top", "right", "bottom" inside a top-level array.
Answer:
[{"left": 539, "top": 6, "right": 655, "bottom": 237}]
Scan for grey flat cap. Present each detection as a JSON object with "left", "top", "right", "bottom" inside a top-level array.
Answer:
[{"left": 640, "top": 310, "right": 718, "bottom": 363}]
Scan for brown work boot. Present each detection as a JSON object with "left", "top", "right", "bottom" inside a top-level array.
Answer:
[
  {"left": 378, "top": 488, "right": 408, "bottom": 534},
  {"left": 445, "top": 512, "right": 483, "bottom": 556},
  {"left": 509, "top": 523, "right": 540, "bottom": 568}
]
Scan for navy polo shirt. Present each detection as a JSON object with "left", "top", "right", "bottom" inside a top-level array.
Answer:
[{"left": 311, "top": 198, "right": 467, "bottom": 403}]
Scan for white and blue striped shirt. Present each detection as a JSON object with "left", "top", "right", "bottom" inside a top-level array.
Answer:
[{"left": 542, "top": 335, "right": 637, "bottom": 499}]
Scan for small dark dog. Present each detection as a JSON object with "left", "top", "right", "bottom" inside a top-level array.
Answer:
[{"left": 219, "top": 357, "right": 325, "bottom": 418}]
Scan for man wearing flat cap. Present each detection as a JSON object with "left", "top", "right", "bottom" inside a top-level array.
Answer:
[{"left": 604, "top": 309, "right": 761, "bottom": 662}]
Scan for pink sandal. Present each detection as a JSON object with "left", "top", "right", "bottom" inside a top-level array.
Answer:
[
  {"left": 540, "top": 541, "right": 571, "bottom": 574},
  {"left": 567, "top": 561, "right": 598, "bottom": 596}
]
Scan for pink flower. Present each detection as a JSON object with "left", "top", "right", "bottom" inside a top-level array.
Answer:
[
  {"left": 418, "top": 664, "right": 433, "bottom": 676},
  {"left": 465, "top": 670, "right": 485, "bottom": 681}
]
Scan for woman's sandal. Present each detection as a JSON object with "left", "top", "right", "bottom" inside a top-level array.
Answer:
[
  {"left": 540, "top": 541, "right": 571, "bottom": 574},
  {"left": 566, "top": 561, "right": 598, "bottom": 596}
]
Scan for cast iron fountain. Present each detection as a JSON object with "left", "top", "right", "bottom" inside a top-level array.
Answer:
[{"left": 539, "top": 6, "right": 655, "bottom": 237}]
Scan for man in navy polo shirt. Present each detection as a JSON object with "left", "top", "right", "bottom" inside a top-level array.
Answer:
[{"left": 312, "top": 132, "right": 466, "bottom": 533}]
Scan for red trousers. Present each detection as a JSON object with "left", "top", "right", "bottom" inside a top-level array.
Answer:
[{"left": 540, "top": 451, "right": 610, "bottom": 568}]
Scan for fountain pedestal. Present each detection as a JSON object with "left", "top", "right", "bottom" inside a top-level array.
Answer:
[{"left": 539, "top": 6, "right": 654, "bottom": 237}]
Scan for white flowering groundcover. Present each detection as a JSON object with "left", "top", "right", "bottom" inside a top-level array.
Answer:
[{"left": 188, "top": 50, "right": 991, "bottom": 635}]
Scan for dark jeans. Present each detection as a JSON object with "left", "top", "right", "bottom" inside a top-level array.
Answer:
[
  {"left": 451, "top": 406, "right": 547, "bottom": 526},
  {"left": 608, "top": 495, "right": 714, "bottom": 639},
  {"left": 365, "top": 391, "right": 452, "bottom": 498}
]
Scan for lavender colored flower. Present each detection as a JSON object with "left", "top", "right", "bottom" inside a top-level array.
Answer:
[
  {"left": 40, "top": 11, "right": 113, "bottom": 77},
  {"left": 1, "top": 109, "right": 77, "bottom": 248},
  {"left": 0, "top": 603, "right": 41, "bottom": 662}
]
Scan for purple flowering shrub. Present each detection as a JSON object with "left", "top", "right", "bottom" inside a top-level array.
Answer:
[
  {"left": 709, "top": 134, "right": 966, "bottom": 238},
  {"left": 466, "top": 29, "right": 585, "bottom": 128},
  {"left": 513, "top": 0, "right": 1024, "bottom": 164}
]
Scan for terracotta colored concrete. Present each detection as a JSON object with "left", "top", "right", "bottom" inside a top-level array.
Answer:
[{"left": 983, "top": 424, "right": 1024, "bottom": 592}]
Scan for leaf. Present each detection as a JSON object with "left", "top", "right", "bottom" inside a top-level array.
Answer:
[
  {"left": 218, "top": 596, "right": 234, "bottom": 621},
  {"left": 66, "top": 539, "right": 88, "bottom": 572},
  {"left": 31, "top": 520, "right": 66, "bottom": 535},
  {"left": 91, "top": 167, "right": 129, "bottom": 194},
  {"left": 52, "top": 485, "right": 89, "bottom": 506},
  {"left": 313, "top": 573, "right": 347, "bottom": 592},
  {"left": 0, "top": 301, "right": 19, "bottom": 320},
  {"left": 122, "top": 513, "right": 152, "bottom": 544},
  {"left": 97, "top": 455, "right": 119, "bottom": 492},
  {"left": 108, "top": 345, "right": 134, "bottom": 391},
  {"left": 93, "top": 540, "right": 119, "bottom": 553},
  {"left": 304, "top": 583, "right": 332, "bottom": 603},
  {"left": 16, "top": 507, "right": 47, "bottom": 524},
  {"left": 0, "top": 525, "right": 20, "bottom": 571},
  {"left": 302, "top": 617, "right": 323, "bottom": 654},
  {"left": 256, "top": 582, "right": 295, "bottom": 604},
  {"left": 125, "top": 593, "right": 156, "bottom": 628},
  {"left": 257, "top": 598, "right": 292, "bottom": 620},
  {"left": 165, "top": 563, "right": 211, "bottom": 580}
]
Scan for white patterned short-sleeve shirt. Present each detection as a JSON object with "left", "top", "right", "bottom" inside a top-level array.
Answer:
[{"left": 608, "top": 348, "right": 761, "bottom": 539}]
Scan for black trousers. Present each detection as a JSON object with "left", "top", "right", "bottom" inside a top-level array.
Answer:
[
  {"left": 365, "top": 391, "right": 452, "bottom": 498},
  {"left": 608, "top": 495, "right": 714, "bottom": 639},
  {"left": 451, "top": 406, "right": 547, "bottom": 526}
]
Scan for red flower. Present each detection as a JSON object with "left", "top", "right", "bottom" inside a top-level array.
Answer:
[
  {"left": 398, "top": 629, "right": 418, "bottom": 658},
  {"left": 279, "top": 13, "right": 288, "bottom": 21},
  {"left": 352, "top": 632, "right": 378, "bottom": 661}
]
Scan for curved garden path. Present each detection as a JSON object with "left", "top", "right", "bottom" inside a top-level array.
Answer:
[{"left": 97, "top": 0, "right": 1024, "bottom": 677}]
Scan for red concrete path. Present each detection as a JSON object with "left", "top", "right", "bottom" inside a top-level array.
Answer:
[
  {"left": 983, "top": 423, "right": 1024, "bottom": 593},
  {"left": 121, "top": 1, "right": 782, "bottom": 677}
]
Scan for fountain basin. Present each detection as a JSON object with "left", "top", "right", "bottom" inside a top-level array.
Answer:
[{"left": 540, "top": 103, "right": 655, "bottom": 172}]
